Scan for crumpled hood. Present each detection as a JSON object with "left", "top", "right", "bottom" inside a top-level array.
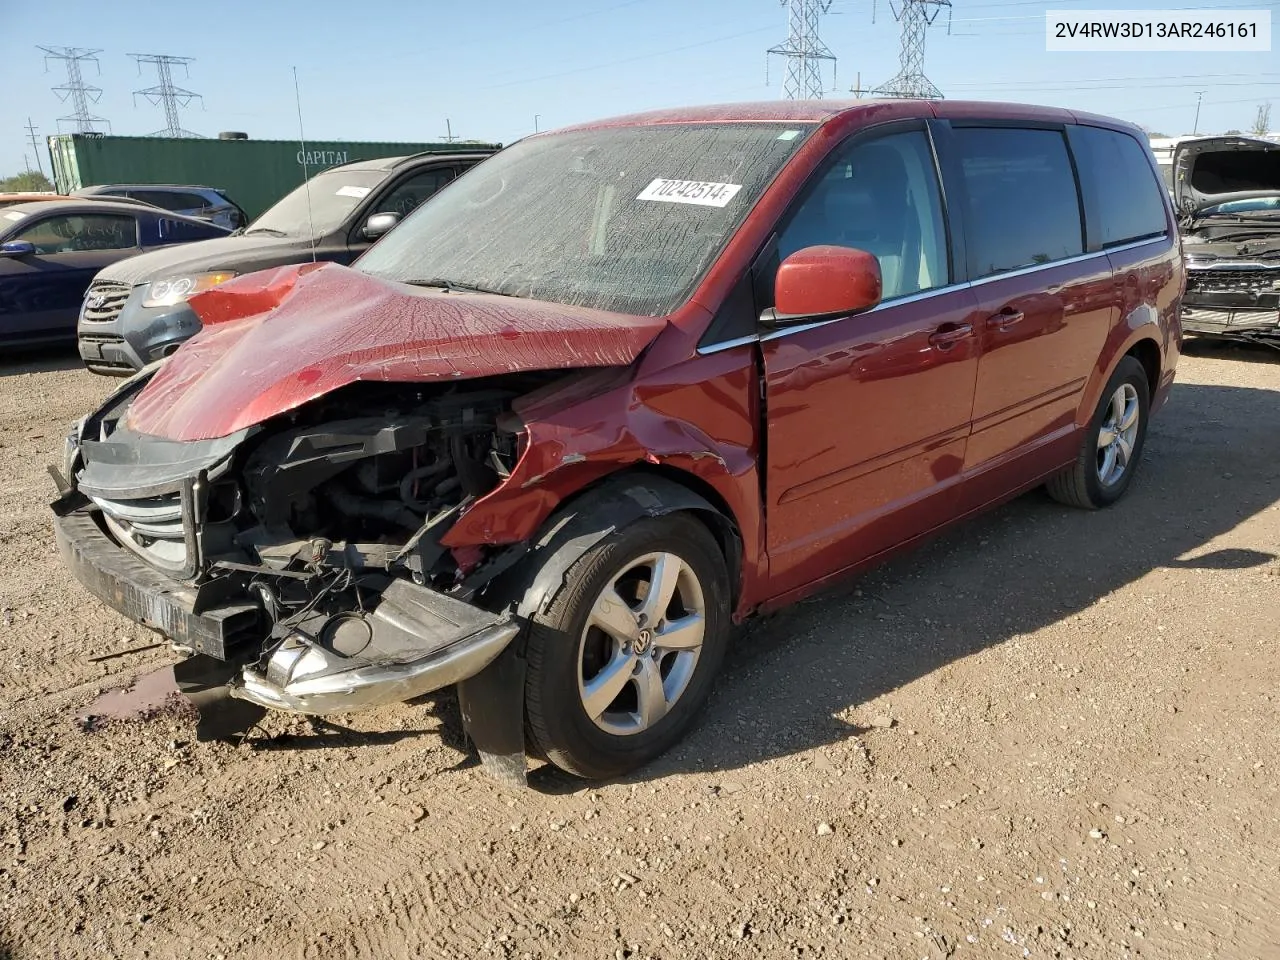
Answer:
[
  {"left": 96, "top": 233, "right": 314, "bottom": 286},
  {"left": 1173, "top": 135, "right": 1280, "bottom": 215},
  {"left": 124, "top": 262, "right": 667, "bottom": 442}
]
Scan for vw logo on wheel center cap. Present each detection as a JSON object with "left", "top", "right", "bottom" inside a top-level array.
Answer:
[{"left": 634, "top": 628, "right": 652, "bottom": 655}]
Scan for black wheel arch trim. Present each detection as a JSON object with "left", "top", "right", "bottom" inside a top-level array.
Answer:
[{"left": 513, "top": 472, "right": 740, "bottom": 621}]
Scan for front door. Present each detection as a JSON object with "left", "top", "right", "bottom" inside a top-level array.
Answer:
[
  {"left": 0, "top": 211, "right": 141, "bottom": 344},
  {"left": 761, "top": 127, "right": 982, "bottom": 598},
  {"left": 346, "top": 165, "right": 458, "bottom": 260},
  {"left": 944, "top": 125, "right": 1115, "bottom": 493}
]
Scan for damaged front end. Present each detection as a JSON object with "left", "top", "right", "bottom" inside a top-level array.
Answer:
[
  {"left": 1173, "top": 135, "right": 1280, "bottom": 346},
  {"left": 1181, "top": 241, "right": 1280, "bottom": 346},
  {"left": 54, "top": 370, "right": 557, "bottom": 718}
]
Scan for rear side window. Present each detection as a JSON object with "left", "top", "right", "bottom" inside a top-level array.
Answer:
[
  {"left": 953, "top": 127, "right": 1084, "bottom": 278},
  {"left": 131, "top": 190, "right": 210, "bottom": 211},
  {"left": 1069, "top": 126, "right": 1168, "bottom": 247}
]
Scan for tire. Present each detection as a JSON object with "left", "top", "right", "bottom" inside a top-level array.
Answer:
[
  {"left": 1047, "top": 355, "right": 1150, "bottom": 509},
  {"left": 523, "top": 513, "right": 730, "bottom": 780}
]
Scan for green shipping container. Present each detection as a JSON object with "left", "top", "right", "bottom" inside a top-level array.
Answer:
[{"left": 47, "top": 133, "right": 504, "bottom": 220}]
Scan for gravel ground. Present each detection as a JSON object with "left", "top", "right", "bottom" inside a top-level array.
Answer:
[{"left": 1, "top": 342, "right": 1277, "bottom": 960}]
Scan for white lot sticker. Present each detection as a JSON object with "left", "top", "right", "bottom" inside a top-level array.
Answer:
[
  {"left": 335, "top": 185, "right": 372, "bottom": 198},
  {"left": 777, "top": 129, "right": 802, "bottom": 141},
  {"left": 637, "top": 178, "right": 742, "bottom": 208},
  {"left": 2, "top": 210, "right": 27, "bottom": 221}
]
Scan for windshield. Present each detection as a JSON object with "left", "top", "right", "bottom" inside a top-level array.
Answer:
[
  {"left": 356, "top": 123, "right": 813, "bottom": 316},
  {"left": 246, "top": 169, "right": 386, "bottom": 238}
]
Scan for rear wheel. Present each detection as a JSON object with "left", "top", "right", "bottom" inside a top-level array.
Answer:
[
  {"left": 523, "top": 513, "right": 730, "bottom": 780},
  {"left": 1047, "top": 355, "right": 1150, "bottom": 509}
]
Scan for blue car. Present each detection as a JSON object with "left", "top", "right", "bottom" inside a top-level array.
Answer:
[{"left": 0, "top": 199, "right": 229, "bottom": 350}]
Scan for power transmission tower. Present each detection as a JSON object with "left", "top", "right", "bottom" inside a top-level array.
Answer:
[
  {"left": 860, "top": 0, "right": 952, "bottom": 100},
  {"left": 25, "top": 118, "right": 45, "bottom": 176},
  {"left": 129, "top": 53, "right": 203, "bottom": 137},
  {"left": 38, "top": 46, "right": 110, "bottom": 133},
  {"left": 768, "top": 0, "right": 837, "bottom": 100}
]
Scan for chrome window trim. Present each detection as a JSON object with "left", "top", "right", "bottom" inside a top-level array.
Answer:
[{"left": 696, "top": 234, "right": 1172, "bottom": 354}]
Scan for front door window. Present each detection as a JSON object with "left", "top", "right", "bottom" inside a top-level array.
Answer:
[
  {"left": 776, "top": 130, "right": 949, "bottom": 301},
  {"left": 14, "top": 214, "right": 138, "bottom": 254}
]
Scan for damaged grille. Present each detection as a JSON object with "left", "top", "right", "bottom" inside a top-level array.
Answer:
[
  {"left": 90, "top": 490, "right": 191, "bottom": 575},
  {"left": 1185, "top": 267, "right": 1280, "bottom": 295},
  {"left": 81, "top": 281, "right": 132, "bottom": 324}
]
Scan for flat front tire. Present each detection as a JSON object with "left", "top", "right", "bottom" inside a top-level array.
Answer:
[
  {"left": 1047, "top": 355, "right": 1150, "bottom": 509},
  {"left": 523, "top": 513, "right": 730, "bottom": 780}
]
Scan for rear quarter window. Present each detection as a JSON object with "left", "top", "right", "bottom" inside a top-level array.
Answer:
[
  {"left": 1068, "top": 125, "right": 1169, "bottom": 247},
  {"left": 953, "top": 126, "right": 1084, "bottom": 279}
]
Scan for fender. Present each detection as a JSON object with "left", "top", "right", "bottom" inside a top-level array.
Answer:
[
  {"left": 513, "top": 473, "right": 738, "bottom": 621},
  {"left": 442, "top": 346, "right": 766, "bottom": 616},
  {"left": 1080, "top": 238, "right": 1182, "bottom": 421},
  {"left": 1078, "top": 315, "right": 1166, "bottom": 427}
]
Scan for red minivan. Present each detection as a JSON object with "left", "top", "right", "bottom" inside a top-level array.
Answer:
[{"left": 54, "top": 100, "right": 1181, "bottom": 783}]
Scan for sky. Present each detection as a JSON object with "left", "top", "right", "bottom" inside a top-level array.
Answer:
[{"left": 1, "top": 0, "right": 1278, "bottom": 178}]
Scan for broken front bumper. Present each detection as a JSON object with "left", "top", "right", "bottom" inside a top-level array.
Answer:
[
  {"left": 54, "top": 509, "right": 521, "bottom": 715},
  {"left": 1182, "top": 304, "right": 1280, "bottom": 338},
  {"left": 1182, "top": 266, "right": 1280, "bottom": 339}
]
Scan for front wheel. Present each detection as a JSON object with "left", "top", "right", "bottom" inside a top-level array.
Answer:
[
  {"left": 522, "top": 513, "right": 730, "bottom": 780},
  {"left": 1047, "top": 355, "right": 1150, "bottom": 509}
]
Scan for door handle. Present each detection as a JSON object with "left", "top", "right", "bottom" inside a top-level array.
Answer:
[
  {"left": 928, "top": 322, "right": 973, "bottom": 348},
  {"left": 990, "top": 308, "right": 1025, "bottom": 329}
]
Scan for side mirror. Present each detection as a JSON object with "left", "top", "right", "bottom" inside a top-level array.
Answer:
[
  {"left": 0, "top": 240, "right": 36, "bottom": 259},
  {"left": 362, "top": 211, "right": 401, "bottom": 240},
  {"left": 768, "top": 245, "right": 882, "bottom": 323}
]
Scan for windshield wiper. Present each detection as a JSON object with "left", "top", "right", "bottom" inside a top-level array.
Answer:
[
  {"left": 406, "top": 278, "right": 512, "bottom": 296},
  {"left": 242, "top": 227, "right": 288, "bottom": 237}
]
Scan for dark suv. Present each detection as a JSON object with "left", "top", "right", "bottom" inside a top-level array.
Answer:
[
  {"left": 72, "top": 185, "right": 247, "bottom": 231},
  {"left": 76, "top": 150, "right": 496, "bottom": 374}
]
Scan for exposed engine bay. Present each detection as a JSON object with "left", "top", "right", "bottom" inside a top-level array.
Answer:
[
  {"left": 58, "top": 371, "right": 563, "bottom": 715},
  {"left": 1173, "top": 135, "right": 1280, "bottom": 346}
]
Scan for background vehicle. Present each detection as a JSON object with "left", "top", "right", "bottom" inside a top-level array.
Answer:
[
  {"left": 47, "top": 132, "right": 503, "bottom": 220},
  {"left": 76, "top": 149, "right": 496, "bottom": 374},
  {"left": 0, "top": 192, "right": 62, "bottom": 208},
  {"left": 1173, "top": 135, "right": 1280, "bottom": 345},
  {"left": 73, "top": 184, "right": 247, "bottom": 230},
  {"left": 55, "top": 100, "right": 1180, "bottom": 784},
  {"left": 0, "top": 193, "right": 156, "bottom": 210},
  {"left": 0, "top": 199, "right": 228, "bottom": 349}
]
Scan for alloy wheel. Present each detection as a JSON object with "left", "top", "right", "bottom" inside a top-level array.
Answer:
[
  {"left": 1096, "top": 382, "right": 1141, "bottom": 487},
  {"left": 576, "top": 551, "right": 706, "bottom": 737}
]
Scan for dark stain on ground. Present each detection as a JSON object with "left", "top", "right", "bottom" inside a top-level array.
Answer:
[{"left": 76, "top": 666, "right": 194, "bottom": 731}]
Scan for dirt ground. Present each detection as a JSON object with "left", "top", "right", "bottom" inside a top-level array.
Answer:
[{"left": 1, "top": 343, "right": 1278, "bottom": 960}]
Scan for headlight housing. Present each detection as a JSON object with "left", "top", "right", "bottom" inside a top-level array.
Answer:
[{"left": 141, "top": 271, "right": 237, "bottom": 308}]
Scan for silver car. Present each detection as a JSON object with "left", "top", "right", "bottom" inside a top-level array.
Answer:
[{"left": 72, "top": 184, "right": 247, "bottom": 231}]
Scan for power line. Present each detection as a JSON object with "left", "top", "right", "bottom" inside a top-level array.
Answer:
[
  {"left": 861, "top": 0, "right": 953, "bottom": 99},
  {"left": 24, "top": 118, "right": 44, "bottom": 176},
  {"left": 37, "top": 46, "right": 110, "bottom": 134},
  {"left": 945, "top": 72, "right": 1280, "bottom": 88},
  {"left": 130, "top": 53, "right": 203, "bottom": 138},
  {"left": 768, "top": 0, "right": 838, "bottom": 100}
]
